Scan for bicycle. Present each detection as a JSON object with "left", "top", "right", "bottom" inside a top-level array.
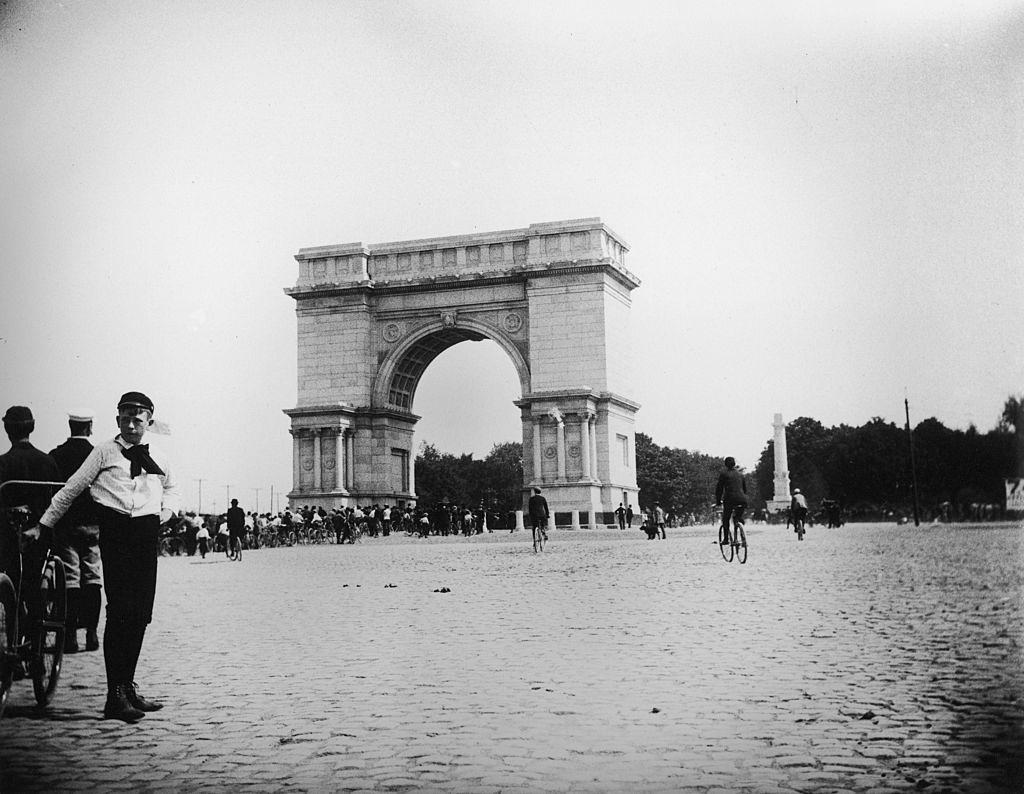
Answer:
[
  {"left": 226, "top": 534, "right": 242, "bottom": 561},
  {"left": 717, "top": 504, "right": 748, "bottom": 564},
  {"left": 531, "top": 519, "right": 547, "bottom": 553},
  {"left": 159, "top": 533, "right": 185, "bottom": 556},
  {"left": 0, "top": 480, "right": 68, "bottom": 718},
  {"left": 793, "top": 510, "right": 806, "bottom": 541}
]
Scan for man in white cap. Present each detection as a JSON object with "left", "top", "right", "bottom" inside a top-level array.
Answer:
[
  {"left": 791, "top": 487, "right": 809, "bottom": 529},
  {"left": 48, "top": 411, "right": 103, "bottom": 654}
]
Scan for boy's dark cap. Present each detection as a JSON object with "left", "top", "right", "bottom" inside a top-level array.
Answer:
[
  {"left": 117, "top": 391, "right": 154, "bottom": 413},
  {"left": 2, "top": 406, "right": 33, "bottom": 423}
]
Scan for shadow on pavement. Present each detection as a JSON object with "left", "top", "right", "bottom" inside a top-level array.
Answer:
[{"left": 2, "top": 704, "right": 98, "bottom": 722}]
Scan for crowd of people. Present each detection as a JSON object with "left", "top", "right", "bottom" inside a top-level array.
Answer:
[{"left": 161, "top": 500, "right": 530, "bottom": 556}]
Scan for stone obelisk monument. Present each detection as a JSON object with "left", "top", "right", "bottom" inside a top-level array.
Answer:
[{"left": 768, "top": 413, "right": 791, "bottom": 514}]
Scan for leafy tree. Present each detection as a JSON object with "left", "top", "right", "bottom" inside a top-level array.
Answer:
[
  {"left": 636, "top": 432, "right": 728, "bottom": 517},
  {"left": 414, "top": 441, "right": 524, "bottom": 513},
  {"left": 999, "top": 394, "right": 1024, "bottom": 477}
]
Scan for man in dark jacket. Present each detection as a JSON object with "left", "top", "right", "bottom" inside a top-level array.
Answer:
[
  {"left": 714, "top": 456, "right": 747, "bottom": 544},
  {"left": 528, "top": 488, "right": 549, "bottom": 538},
  {"left": 49, "top": 411, "right": 104, "bottom": 653},
  {"left": 0, "top": 405, "right": 61, "bottom": 599}
]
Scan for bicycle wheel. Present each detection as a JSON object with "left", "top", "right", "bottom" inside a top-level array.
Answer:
[
  {"left": 32, "top": 556, "right": 66, "bottom": 707},
  {"left": 718, "top": 525, "right": 733, "bottom": 562},
  {"left": 795, "top": 519, "right": 805, "bottom": 541},
  {"left": 734, "top": 523, "right": 748, "bottom": 564},
  {"left": 0, "top": 575, "right": 16, "bottom": 719},
  {"left": 233, "top": 537, "right": 242, "bottom": 561},
  {"left": 532, "top": 525, "right": 544, "bottom": 552}
]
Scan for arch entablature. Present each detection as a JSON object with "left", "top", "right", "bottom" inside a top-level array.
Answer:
[{"left": 372, "top": 316, "right": 532, "bottom": 411}]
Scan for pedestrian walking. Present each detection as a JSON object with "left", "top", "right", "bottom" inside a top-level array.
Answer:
[
  {"left": 48, "top": 411, "right": 103, "bottom": 653},
  {"left": 615, "top": 502, "right": 626, "bottom": 530},
  {"left": 195, "top": 522, "right": 210, "bottom": 558},
  {"left": 32, "top": 391, "right": 180, "bottom": 723},
  {"left": 226, "top": 498, "right": 245, "bottom": 557}
]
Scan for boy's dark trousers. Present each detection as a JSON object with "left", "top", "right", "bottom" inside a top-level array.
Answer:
[{"left": 96, "top": 506, "right": 159, "bottom": 690}]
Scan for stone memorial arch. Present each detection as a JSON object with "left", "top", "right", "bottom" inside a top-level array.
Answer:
[{"left": 283, "top": 218, "right": 641, "bottom": 526}]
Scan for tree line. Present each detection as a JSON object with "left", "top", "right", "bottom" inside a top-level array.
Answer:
[
  {"left": 751, "top": 397, "right": 1020, "bottom": 520},
  {"left": 414, "top": 396, "right": 1021, "bottom": 521}
]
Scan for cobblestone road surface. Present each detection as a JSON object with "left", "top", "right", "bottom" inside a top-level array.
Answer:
[{"left": 2, "top": 522, "right": 1022, "bottom": 793}]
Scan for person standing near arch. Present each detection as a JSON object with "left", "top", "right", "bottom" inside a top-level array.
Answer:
[
  {"left": 31, "top": 391, "right": 180, "bottom": 723},
  {"left": 226, "top": 498, "right": 245, "bottom": 558}
]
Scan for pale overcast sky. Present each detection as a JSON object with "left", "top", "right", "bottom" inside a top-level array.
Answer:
[{"left": 1, "top": 0, "right": 1021, "bottom": 513}]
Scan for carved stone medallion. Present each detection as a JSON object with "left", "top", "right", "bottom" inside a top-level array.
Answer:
[
  {"left": 503, "top": 312, "right": 523, "bottom": 333},
  {"left": 382, "top": 322, "right": 402, "bottom": 343},
  {"left": 544, "top": 446, "right": 557, "bottom": 459},
  {"left": 441, "top": 311, "right": 457, "bottom": 328}
]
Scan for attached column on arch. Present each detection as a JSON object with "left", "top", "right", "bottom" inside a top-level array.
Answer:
[
  {"left": 579, "top": 411, "right": 593, "bottom": 481},
  {"left": 552, "top": 408, "right": 566, "bottom": 482},
  {"left": 290, "top": 428, "right": 302, "bottom": 497},
  {"left": 532, "top": 417, "right": 543, "bottom": 484},
  {"left": 312, "top": 429, "right": 322, "bottom": 491}
]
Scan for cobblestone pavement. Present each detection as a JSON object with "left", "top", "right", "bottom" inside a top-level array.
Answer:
[{"left": 2, "top": 522, "right": 1022, "bottom": 793}]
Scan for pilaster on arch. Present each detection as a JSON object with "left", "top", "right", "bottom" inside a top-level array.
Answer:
[{"left": 372, "top": 317, "right": 531, "bottom": 411}]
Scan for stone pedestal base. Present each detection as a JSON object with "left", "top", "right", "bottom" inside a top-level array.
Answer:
[{"left": 528, "top": 481, "right": 610, "bottom": 528}]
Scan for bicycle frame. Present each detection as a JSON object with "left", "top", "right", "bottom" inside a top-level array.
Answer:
[{"left": 0, "top": 480, "right": 69, "bottom": 716}]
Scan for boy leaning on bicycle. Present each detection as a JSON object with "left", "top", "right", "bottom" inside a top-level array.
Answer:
[{"left": 714, "top": 456, "right": 747, "bottom": 544}]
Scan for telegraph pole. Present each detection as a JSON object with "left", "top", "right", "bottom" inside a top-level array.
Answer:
[
  {"left": 194, "top": 478, "right": 204, "bottom": 514},
  {"left": 252, "top": 487, "right": 260, "bottom": 514},
  {"left": 904, "top": 396, "right": 921, "bottom": 527}
]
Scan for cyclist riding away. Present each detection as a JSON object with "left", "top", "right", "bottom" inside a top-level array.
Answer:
[
  {"left": 714, "top": 456, "right": 747, "bottom": 545},
  {"left": 791, "top": 488, "right": 808, "bottom": 534}
]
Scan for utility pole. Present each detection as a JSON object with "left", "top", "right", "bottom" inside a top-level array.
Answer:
[
  {"left": 225, "top": 484, "right": 232, "bottom": 508},
  {"left": 904, "top": 396, "right": 921, "bottom": 527},
  {"left": 194, "top": 478, "right": 204, "bottom": 514},
  {"left": 270, "top": 485, "right": 274, "bottom": 515},
  {"left": 252, "top": 487, "right": 260, "bottom": 514}
]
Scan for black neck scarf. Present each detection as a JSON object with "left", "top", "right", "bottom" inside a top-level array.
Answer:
[{"left": 121, "top": 443, "right": 164, "bottom": 478}]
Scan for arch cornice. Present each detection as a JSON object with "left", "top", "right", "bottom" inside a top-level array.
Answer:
[{"left": 372, "top": 317, "right": 531, "bottom": 410}]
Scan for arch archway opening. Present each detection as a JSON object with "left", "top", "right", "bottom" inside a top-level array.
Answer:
[
  {"left": 387, "top": 327, "right": 486, "bottom": 410},
  {"left": 409, "top": 336, "right": 523, "bottom": 458}
]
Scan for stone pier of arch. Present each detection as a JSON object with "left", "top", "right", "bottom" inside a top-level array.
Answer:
[{"left": 283, "top": 218, "right": 642, "bottom": 526}]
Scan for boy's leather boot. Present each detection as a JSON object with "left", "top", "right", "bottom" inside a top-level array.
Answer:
[
  {"left": 126, "top": 681, "right": 163, "bottom": 711},
  {"left": 103, "top": 684, "right": 145, "bottom": 722}
]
